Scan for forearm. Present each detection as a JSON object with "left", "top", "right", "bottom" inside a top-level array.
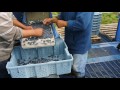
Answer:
[
  {"left": 56, "top": 20, "right": 68, "bottom": 28},
  {"left": 22, "top": 30, "right": 35, "bottom": 38},
  {"left": 13, "top": 19, "right": 26, "bottom": 29},
  {"left": 51, "top": 17, "right": 59, "bottom": 23},
  {"left": 51, "top": 18, "right": 68, "bottom": 28},
  {"left": 22, "top": 28, "right": 43, "bottom": 38}
]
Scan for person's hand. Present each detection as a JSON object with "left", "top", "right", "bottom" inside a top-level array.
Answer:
[
  {"left": 56, "top": 20, "right": 68, "bottom": 28},
  {"left": 43, "top": 18, "right": 58, "bottom": 25},
  {"left": 33, "top": 28, "right": 44, "bottom": 37},
  {"left": 43, "top": 18, "right": 52, "bottom": 25},
  {"left": 24, "top": 26, "right": 33, "bottom": 30}
]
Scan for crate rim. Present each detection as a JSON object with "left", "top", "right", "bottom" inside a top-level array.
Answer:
[{"left": 6, "top": 58, "right": 73, "bottom": 69}]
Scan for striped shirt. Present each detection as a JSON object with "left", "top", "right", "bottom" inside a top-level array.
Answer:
[{"left": 0, "top": 12, "right": 22, "bottom": 61}]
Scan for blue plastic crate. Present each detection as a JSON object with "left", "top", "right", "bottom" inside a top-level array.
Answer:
[
  {"left": 92, "top": 12, "right": 102, "bottom": 36},
  {"left": 6, "top": 38, "right": 73, "bottom": 78}
]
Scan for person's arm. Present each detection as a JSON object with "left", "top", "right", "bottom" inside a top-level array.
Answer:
[
  {"left": 43, "top": 17, "right": 68, "bottom": 28},
  {"left": 22, "top": 28, "right": 43, "bottom": 38},
  {"left": 43, "top": 17, "right": 58, "bottom": 25},
  {"left": 9, "top": 26, "right": 43, "bottom": 40},
  {"left": 43, "top": 12, "right": 67, "bottom": 28},
  {"left": 55, "top": 20, "right": 67, "bottom": 28},
  {"left": 44, "top": 12, "right": 94, "bottom": 31},
  {"left": 0, "top": 12, "right": 43, "bottom": 45},
  {"left": 12, "top": 14, "right": 33, "bottom": 30},
  {"left": 13, "top": 19, "right": 33, "bottom": 30},
  {"left": 43, "top": 12, "right": 62, "bottom": 24}
]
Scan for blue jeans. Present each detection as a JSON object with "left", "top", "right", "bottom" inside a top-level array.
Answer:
[{"left": 72, "top": 52, "right": 88, "bottom": 77}]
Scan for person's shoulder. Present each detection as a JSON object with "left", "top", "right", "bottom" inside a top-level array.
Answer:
[{"left": 0, "top": 12, "right": 12, "bottom": 19}]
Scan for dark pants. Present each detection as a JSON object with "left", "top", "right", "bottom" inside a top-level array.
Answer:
[{"left": 0, "top": 59, "right": 11, "bottom": 78}]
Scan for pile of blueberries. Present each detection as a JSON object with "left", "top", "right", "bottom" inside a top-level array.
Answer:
[
  {"left": 18, "top": 55, "right": 65, "bottom": 66},
  {"left": 29, "top": 20, "right": 53, "bottom": 39},
  {"left": 22, "top": 20, "right": 54, "bottom": 46}
]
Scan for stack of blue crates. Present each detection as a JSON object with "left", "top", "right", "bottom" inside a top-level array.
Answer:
[{"left": 92, "top": 12, "right": 102, "bottom": 36}]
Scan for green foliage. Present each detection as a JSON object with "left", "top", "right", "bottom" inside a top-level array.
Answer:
[
  {"left": 101, "top": 12, "right": 119, "bottom": 24},
  {"left": 52, "top": 12, "right": 119, "bottom": 24},
  {"left": 52, "top": 12, "right": 60, "bottom": 17}
]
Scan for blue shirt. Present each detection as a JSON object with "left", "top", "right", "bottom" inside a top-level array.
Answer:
[{"left": 59, "top": 12, "right": 94, "bottom": 54}]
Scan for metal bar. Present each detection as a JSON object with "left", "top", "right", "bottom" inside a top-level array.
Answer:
[
  {"left": 100, "top": 62, "right": 117, "bottom": 78},
  {"left": 94, "top": 63, "right": 111, "bottom": 78}
]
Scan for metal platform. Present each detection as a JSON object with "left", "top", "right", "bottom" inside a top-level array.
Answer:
[
  {"left": 60, "top": 60, "right": 120, "bottom": 78},
  {"left": 60, "top": 42, "right": 120, "bottom": 78},
  {"left": 85, "top": 60, "right": 120, "bottom": 78}
]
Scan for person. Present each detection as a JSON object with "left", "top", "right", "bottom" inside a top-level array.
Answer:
[
  {"left": 13, "top": 12, "right": 24, "bottom": 23},
  {"left": 0, "top": 12, "right": 44, "bottom": 78},
  {"left": 43, "top": 12, "right": 94, "bottom": 78}
]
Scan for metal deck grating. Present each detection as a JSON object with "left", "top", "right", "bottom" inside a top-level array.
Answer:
[
  {"left": 85, "top": 60, "right": 120, "bottom": 78},
  {"left": 60, "top": 43, "right": 120, "bottom": 78},
  {"left": 60, "top": 60, "right": 120, "bottom": 78},
  {"left": 87, "top": 46, "right": 120, "bottom": 64},
  {"left": 88, "top": 46, "right": 120, "bottom": 58}
]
